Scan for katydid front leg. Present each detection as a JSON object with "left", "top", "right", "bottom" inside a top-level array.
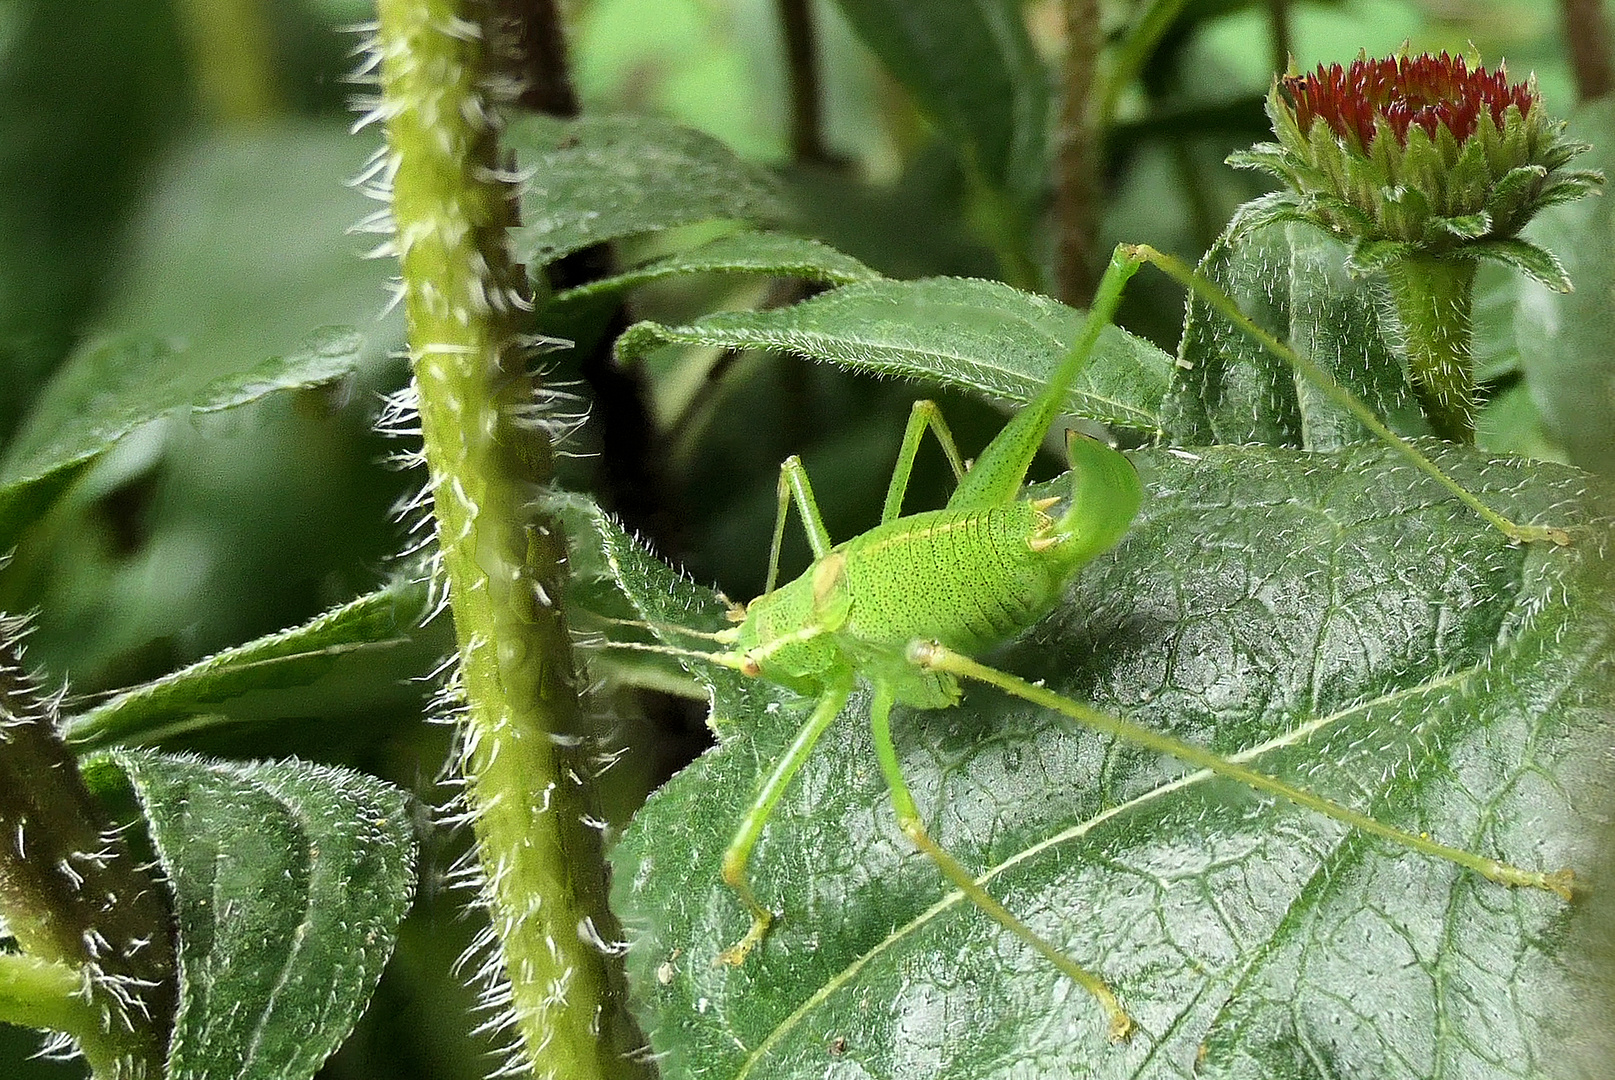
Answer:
[{"left": 716, "top": 674, "right": 851, "bottom": 968}]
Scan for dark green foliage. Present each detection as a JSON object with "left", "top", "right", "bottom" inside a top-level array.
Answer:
[
  {"left": 508, "top": 115, "right": 792, "bottom": 268},
  {"left": 615, "top": 276, "right": 1174, "bottom": 432},
  {"left": 91, "top": 752, "right": 416, "bottom": 1080}
]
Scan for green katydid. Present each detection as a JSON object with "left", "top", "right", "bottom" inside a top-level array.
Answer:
[{"left": 607, "top": 240, "right": 1573, "bottom": 1042}]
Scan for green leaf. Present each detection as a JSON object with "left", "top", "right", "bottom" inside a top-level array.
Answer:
[
  {"left": 1471, "top": 238, "right": 1573, "bottom": 292},
  {"left": 0, "top": 328, "right": 368, "bottom": 550},
  {"left": 831, "top": 0, "right": 1049, "bottom": 212},
  {"left": 92, "top": 124, "right": 401, "bottom": 369},
  {"left": 0, "top": 121, "right": 398, "bottom": 550},
  {"left": 616, "top": 277, "right": 1174, "bottom": 432},
  {"left": 1507, "top": 98, "right": 1615, "bottom": 473},
  {"left": 1167, "top": 218, "right": 1426, "bottom": 449},
  {"left": 508, "top": 115, "right": 791, "bottom": 268},
  {"left": 548, "top": 231, "right": 881, "bottom": 310},
  {"left": 64, "top": 574, "right": 433, "bottom": 749},
  {"left": 595, "top": 445, "right": 1612, "bottom": 1078},
  {"left": 100, "top": 751, "right": 416, "bottom": 1080},
  {"left": 1433, "top": 210, "right": 1491, "bottom": 239}
]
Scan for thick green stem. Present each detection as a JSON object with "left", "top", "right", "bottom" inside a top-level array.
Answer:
[
  {"left": 1384, "top": 254, "right": 1478, "bottom": 443},
  {"left": 374, "top": 3, "right": 637, "bottom": 1077},
  {"left": 171, "top": 0, "right": 280, "bottom": 123}
]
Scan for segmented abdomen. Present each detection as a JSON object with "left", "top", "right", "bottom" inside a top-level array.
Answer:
[{"left": 837, "top": 501, "right": 1064, "bottom": 655}]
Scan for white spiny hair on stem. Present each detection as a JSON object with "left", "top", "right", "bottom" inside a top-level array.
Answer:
[{"left": 355, "top": 2, "right": 628, "bottom": 1074}]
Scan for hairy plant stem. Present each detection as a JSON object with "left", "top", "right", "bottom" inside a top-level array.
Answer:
[
  {"left": 0, "top": 954, "right": 101, "bottom": 1043},
  {"left": 1384, "top": 254, "right": 1477, "bottom": 443},
  {"left": 374, "top": 3, "right": 637, "bottom": 1077},
  {"left": 0, "top": 618, "right": 175, "bottom": 1078},
  {"left": 1055, "top": 0, "right": 1103, "bottom": 306}
]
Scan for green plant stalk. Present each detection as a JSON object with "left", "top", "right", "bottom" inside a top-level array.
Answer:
[
  {"left": 171, "top": 0, "right": 280, "bottom": 123},
  {"left": 374, "top": 2, "right": 628, "bottom": 1077},
  {"left": 1384, "top": 253, "right": 1478, "bottom": 443}
]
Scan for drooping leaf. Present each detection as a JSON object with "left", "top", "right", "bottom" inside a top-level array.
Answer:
[
  {"left": 548, "top": 231, "right": 881, "bottom": 311},
  {"left": 589, "top": 443, "right": 1612, "bottom": 1079},
  {"left": 0, "top": 121, "right": 396, "bottom": 549},
  {"left": 96, "top": 751, "right": 416, "bottom": 1080},
  {"left": 830, "top": 0, "right": 1049, "bottom": 214},
  {"left": 1166, "top": 218, "right": 1426, "bottom": 449},
  {"left": 507, "top": 114, "right": 791, "bottom": 268},
  {"left": 64, "top": 574, "right": 434, "bottom": 749},
  {"left": 92, "top": 124, "right": 401, "bottom": 370},
  {"left": 615, "top": 277, "right": 1174, "bottom": 433},
  {"left": 0, "top": 328, "right": 369, "bottom": 551}
]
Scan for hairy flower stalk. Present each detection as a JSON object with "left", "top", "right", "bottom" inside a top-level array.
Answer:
[
  {"left": 370, "top": 3, "right": 634, "bottom": 1077},
  {"left": 1232, "top": 51, "right": 1601, "bottom": 441},
  {"left": 0, "top": 616, "right": 175, "bottom": 1077}
]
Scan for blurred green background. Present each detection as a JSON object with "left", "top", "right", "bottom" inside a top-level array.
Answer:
[{"left": 0, "top": 0, "right": 1604, "bottom": 1075}]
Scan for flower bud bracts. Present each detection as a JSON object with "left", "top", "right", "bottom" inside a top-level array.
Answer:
[{"left": 1230, "top": 51, "right": 1601, "bottom": 290}]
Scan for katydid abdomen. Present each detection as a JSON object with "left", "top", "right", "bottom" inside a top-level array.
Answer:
[{"left": 736, "top": 474, "right": 1135, "bottom": 709}]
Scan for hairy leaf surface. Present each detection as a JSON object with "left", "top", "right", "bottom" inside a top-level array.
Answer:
[
  {"left": 1511, "top": 98, "right": 1615, "bottom": 475},
  {"left": 1167, "top": 219, "right": 1426, "bottom": 449},
  {"left": 587, "top": 445, "right": 1611, "bottom": 1079},
  {"left": 508, "top": 115, "right": 790, "bottom": 268},
  {"left": 615, "top": 276, "right": 1174, "bottom": 432},
  {"left": 98, "top": 752, "right": 416, "bottom": 1080},
  {"left": 65, "top": 574, "right": 433, "bottom": 748},
  {"left": 548, "top": 231, "right": 880, "bottom": 310}
]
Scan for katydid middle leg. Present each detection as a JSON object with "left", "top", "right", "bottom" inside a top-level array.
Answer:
[
  {"left": 765, "top": 455, "right": 834, "bottom": 595},
  {"left": 867, "top": 679, "right": 1136, "bottom": 1041},
  {"left": 881, "top": 399, "right": 968, "bottom": 524}
]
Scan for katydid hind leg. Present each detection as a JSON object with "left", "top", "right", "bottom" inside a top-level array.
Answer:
[
  {"left": 946, "top": 245, "right": 1144, "bottom": 512},
  {"left": 913, "top": 642, "right": 1575, "bottom": 902},
  {"left": 866, "top": 681, "right": 1135, "bottom": 1041},
  {"left": 881, "top": 399, "right": 968, "bottom": 524},
  {"left": 716, "top": 676, "right": 853, "bottom": 967}
]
